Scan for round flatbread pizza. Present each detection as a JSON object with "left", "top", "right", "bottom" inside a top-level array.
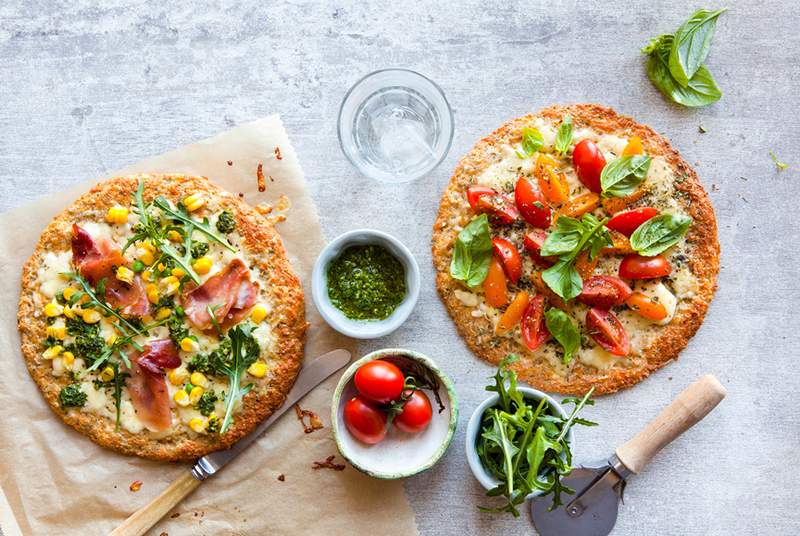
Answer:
[
  {"left": 18, "top": 174, "right": 306, "bottom": 461},
  {"left": 432, "top": 104, "right": 719, "bottom": 394}
]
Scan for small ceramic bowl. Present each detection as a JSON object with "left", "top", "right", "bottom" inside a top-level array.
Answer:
[
  {"left": 331, "top": 348, "right": 458, "bottom": 479},
  {"left": 465, "top": 387, "right": 575, "bottom": 499},
  {"left": 311, "top": 229, "right": 420, "bottom": 339}
]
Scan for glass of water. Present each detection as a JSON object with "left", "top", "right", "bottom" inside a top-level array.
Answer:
[{"left": 338, "top": 69, "right": 454, "bottom": 183}]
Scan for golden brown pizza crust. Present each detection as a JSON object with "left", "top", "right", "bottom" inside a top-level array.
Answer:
[
  {"left": 18, "top": 174, "right": 306, "bottom": 460},
  {"left": 432, "top": 104, "right": 719, "bottom": 395}
]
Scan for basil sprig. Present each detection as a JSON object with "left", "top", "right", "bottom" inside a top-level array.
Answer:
[
  {"left": 450, "top": 214, "right": 493, "bottom": 287},
  {"left": 630, "top": 213, "right": 692, "bottom": 256},
  {"left": 516, "top": 127, "right": 544, "bottom": 158},
  {"left": 600, "top": 155, "right": 652, "bottom": 198},
  {"left": 540, "top": 214, "right": 611, "bottom": 301},
  {"left": 554, "top": 115, "right": 573, "bottom": 156},
  {"left": 668, "top": 8, "right": 727, "bottom": 87},
  {"left": 544, "top": 308, "right": 581, "bottom": 364}
]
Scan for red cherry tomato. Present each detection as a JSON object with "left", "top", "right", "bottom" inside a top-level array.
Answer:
[
  {"left": 578, "top": 276, "right": 633, "bottom": 309},
  {"left": 606, "top": 207, "right": 659, "bottom": 237},
  {"left": 354, "top": 360, "right": 404, "bottom": 404},
  {"left": 585, "top": 308, "right": 630, "bottom": 356},
  {"left": 523, "top": 230, "right": 556, "bottom": 267},
  {"left": 619, "top": 254, "right": 672, "bottom": 280},
  {"left": 520, "top": 295, "right": 550, "bottom": 351},
  {"left": 466, "top": 186, "right": 518, "bottom": 225},
  {"left": 514, "top": 177, "right": 551, "bottom": 228},
  {"left": 395, "top": 390, "right": 433, "bottom": 434},
  {"left": 491, "top": 237, "right": 522, "bottom": 284},
  {"left": 572, "top": 140, "right": 606, "bottom": 193},
  {"left": 343, "top": 395, "right": 388, "bottom": 444}
]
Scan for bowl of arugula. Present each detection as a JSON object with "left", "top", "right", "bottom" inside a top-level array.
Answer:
[{"left": 465, "top": 355, "right": 596, "bottom": 517}]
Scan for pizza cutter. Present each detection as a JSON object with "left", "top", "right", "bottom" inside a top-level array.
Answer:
[{"left": 531, "top": 374, "right": 726, "bottom": 536}]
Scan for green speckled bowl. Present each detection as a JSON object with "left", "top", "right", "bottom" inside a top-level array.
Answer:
[{"left": 331, "top": 348, "right": 458, "bottom": 479}]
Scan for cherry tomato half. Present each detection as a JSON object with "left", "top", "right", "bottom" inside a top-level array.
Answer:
[
  {"left": 578, "top": 276, "right": 633, "bottom": 309},
  {"left": 521, "top": 295, "right": 550, "bottom": 351},
  {"left": 344, "top": 395, "right": 388, "bottom": 444},
  {"left": 466, "top": 186, "right": 518, "bottom": 225},
  {"left": 572, "top": 139, "right": 606, "bottom": 193},
  {"left": 395, "top": 390, "right": 433, "bottom": 434},
  {"left": 514, "top": 177, "right": 551, "bottom": 228},
  {"left": 466, "top": 185, "right": 495, "bottom": 210},
  {"left": 606, "top": 207, "right": 659, "bottom": 237},
  {"left": 354, "top": 360, "right": 404, "bottom": 404},
  {"left": 492, "top": 237, "right": 522, "bottom": 284},
  {"left": 484, "top": 255, "right": 508, "bottom": 308},
  {"left": 523, "top": 230, "right": 556, "bottom": 267},
  {"left": 625, "top": 291, "right": 668, "bottom": 321},
  {"left": 585, "top": 307, "right": 630, "bottom": 356},
  {"left": 619, "top": 254, "right": 671, "bottom": 280}
]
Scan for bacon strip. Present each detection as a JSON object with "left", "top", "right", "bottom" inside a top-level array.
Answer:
[
  {"left": 182, "top": 258, "right": 259, "bottom": 331},
  {"left": 126, "top": 340, "right": 179, "bottom": 432}
]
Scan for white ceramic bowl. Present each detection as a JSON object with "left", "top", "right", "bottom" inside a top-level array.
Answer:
[
  {"left": 331, "top": 348, "right": 458, "bottom": 479},
  {"left": 311, "top": 229, "right": 420, "bottom": 339},
  {"left": 465, "top": 387, "right": 575, "bottom": 499}
]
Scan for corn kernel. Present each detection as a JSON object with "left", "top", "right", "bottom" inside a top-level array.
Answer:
[
  {"left": 62, "top": 287, "right": 76, "bottom": 301},
  {"left": 250, "top": 304, "right": 268, "bottom": 324},
  {"left": 146, "top": 284, "right": 159, "bottom": 304},
  {"left": 106, "top": 334, "right": 118, "bottom": 345},
  {"left": 106, "top": 205, "right": 129, "bottom": 224},
  {"left": 42, "top": 345, "right": 64, "bottom": 359},
  {"left": 167, "top": 230, "right": 183, "bottom": 242},
  {"left": 168, "top": 367, "right": 188, "bottom": 386},
  {"left": 44, "top": 301, "right": 64, "bottom": 317},
  {"left": 247, "top": 362, "right": 267, "bottom": 378},
  {"left": 188, "top": 417, "right": 206, "bottom": 433},
  {"left": 173, "top": 389, "right": 190, "bottom": 407},
  {"left": 142, "top": 269, "right": 153, "bottom": 282},
  {"left": 46, "top": 324, "right": 66, "bottom": 340},
  {"left": 183, "top": 193, "right": 206, "bottom": 213},
  {"left": 189, "top": 386, "right": 205, "bottom": 405},
  {"left": 140, "top": 241, "right": 156, "bottom": 253},
  {"left": 139, "top": 250, "right": 155, "bottom": 266},
  {"left": 82, "top": 309, "right": 102, "bottom": 324},
  {"left": 160, "top": 276, "right": 180, "bottom": 296},
  {"left": 180, "top": 337, "right": 199, "bottom": 352},
  {"left": 62, "top": 351, "right": 75, "bottom": 368},
  {"left": 157, "top": 262, "right": 166, "bottom": 272},
  {"left": 171, "top": 267, "right": 186, "bottom": 278},
  {"left": 63, "top": 304, "right": 76, "bottom": 319},
  {"left": 192, "top": 256, "right": 213, "bottom": 275},
  {"left": 156, "top": 307, "right": 172, "bottom": 320},
  {"left": 99, "top": 366, "right": 115, "bottom": 382},
  {"left": 116, "top": 266, "right": 135, "bottom": 284},
  {"left": 190, "top": 371, "right": 209, "bottom": 389}
]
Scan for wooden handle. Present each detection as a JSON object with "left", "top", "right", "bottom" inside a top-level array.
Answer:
[
  {"left": 615, "top": 374, "right": 726, "bottom": 474},
  {"left": 109, "top": 471, "right": 201, "bottom": 536}
]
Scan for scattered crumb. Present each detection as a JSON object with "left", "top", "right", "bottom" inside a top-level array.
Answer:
[
  {"left": 256, "top": 203, "right": 273, "bottom": 215},
  {"left": 313, "top": 455, "right": 345, "bottom": 471},
  {"left": 269, "top": 174, "right": 275, "bottom": 182},
  {"left": 266, "top": 213, "right": 287, "bottom": 225},
  {"left": 294, "top": 403, "right": 324, "bottom": 434},
  {"left": 276, "top": 194, "right": 290, "bottom": 212},
  {"left": 698, "top": 125, "right": 707, "bottom": 133},
  {"left": 257, "top": 163, "right": 266, "bottom": 192},
  {"left": 739, "top": 176, "right": 748, "bottom": 181},
  {"left": 711, "top": 184, "right": 718, "bottom": 192},
  {"left": 274, "top": 146, "right": 283, "bottom": 160},
  {"left": 238, "top": 192, "right": 244, "bottom": 198},
  {"left": 129, "top": 480, "right": 143, "bottom": 492},
  {"left": 278, "top": 474, "right": 285, "bottom": 482},
  {"left": 170, "top": 512, "right": 181, "bottom": 519},
  {"left": 159, "top": 532, "right": 168, "bottom": 536},
  {"left": 227, "top": 160, "right": 233, "bottom": 166}
]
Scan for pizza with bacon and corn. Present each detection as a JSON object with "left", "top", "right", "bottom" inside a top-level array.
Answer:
[
  {"left": 432, "top": 104, "right": 719, "bottom": 394},
  {"left": 18, "top": 174, "right": 305, "bottom": 461}
]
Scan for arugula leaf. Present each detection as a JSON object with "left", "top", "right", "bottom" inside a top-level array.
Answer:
[
  {"left": 516, "top": 127, "right": 544, "bottom": 158},
  {"left": 643, "top": 34, "right": 722, "bottom": 108},
  {"left": 153, "top": 196, "right": 236, "bottom": 252},
  {"left": 544, "top": 308, "right": 581, "bottom": 364},
  {"left": 217, "top": 324, "right": 260, "bottom": 434},
  {"left": 770, "top": 150, "right": 789, "bottom": 171},
  {"left": 668, "top": 8, "right": 727, "bottom": 87},
  {"left": 450, "top": 214, "right": 493, "bottom": 287},
  {"left": 630, "top": 213, "right": 692, "bottom": 256},
  {"left": 600, "top": 155, "right": 652, "bottom": 198},
  {"left": 554, "top": 115, "right": 573, "bottom": 155}
]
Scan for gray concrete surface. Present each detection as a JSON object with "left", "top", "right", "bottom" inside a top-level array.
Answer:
[{"left": 2, "top": 1, "right": 799, "bottom": 534}]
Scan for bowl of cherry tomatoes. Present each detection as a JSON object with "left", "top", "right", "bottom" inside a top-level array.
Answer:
[{"left": 331, "top": 348, "right": 458, "bottom": 479}]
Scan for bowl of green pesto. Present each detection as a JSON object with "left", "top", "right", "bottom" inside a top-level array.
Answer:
[{"left": 312, "top": 229, "right": 420, "bottom": 338}]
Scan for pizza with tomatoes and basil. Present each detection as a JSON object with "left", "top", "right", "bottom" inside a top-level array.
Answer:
[
  {"left": 432, "top": 104, "right": 719, "bottom": 394},
  {"left": 18, "top": 174, "right": 305, "bottom": 460}
]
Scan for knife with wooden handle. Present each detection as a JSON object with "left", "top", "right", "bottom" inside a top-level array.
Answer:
[{"left": 109, "top": 348, "right": 351, "bottom": 536}]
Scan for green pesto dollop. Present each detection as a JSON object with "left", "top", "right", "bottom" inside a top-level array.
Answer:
[{"left": 327, "top": 245, "right": 406, "bottom": 320}]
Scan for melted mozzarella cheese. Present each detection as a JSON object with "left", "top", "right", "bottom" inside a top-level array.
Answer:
[
  {"left": 578, "top": 345, "right": 618, "bottom": 370},
  {"left": 37, "top": 251, "right": 72, "bottom": 298}
]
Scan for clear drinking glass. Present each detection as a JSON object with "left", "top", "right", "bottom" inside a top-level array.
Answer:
[{"left": 337, "top": 69, "right": 454, "bottom": 183}]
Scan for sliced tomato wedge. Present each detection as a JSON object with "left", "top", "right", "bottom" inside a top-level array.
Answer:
[
  {"left": 572, "top": 139, "right": 606, "bottom": 193},
  {"left": 625, "top": 292, "right": 668, "bottom": 321},
  {"left": 484, "top": 255, "right": 508, "bottom": 308},
  {"left": 496, "top": 291, "right": 529, "bottom": 335},
  {"left": 578, "top": 276, "right": 633, "bottom": 309},
  {"left": 523, "top": 230, "right": 556, "bottom": 267},
  {"left": 467, "top": 186, "right": 518, "bottom": 225},
  {"left": 619, "top": 254, "right": 671, "bottom": 279},
  {"left": 514, "top": 177, "right": 551, "bottom": 228},
  {"left": 521, "top": 295, "right": 550, "bottom": 351},
  {"left": 491, "top": 237, "right": 522, "bottom": 284},
  {"left": 606, "top": 207, "right": 659, "bottom": 237},
  {"left": 585, "top": 307, "right": 630, "bottom": 356},
  {"left": 466, "top": 185, "right": 495, "bottom": 210}
]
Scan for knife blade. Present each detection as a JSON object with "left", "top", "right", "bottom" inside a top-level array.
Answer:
[{"left": 192, "top": 348, "right": 351, "bottom": 480}]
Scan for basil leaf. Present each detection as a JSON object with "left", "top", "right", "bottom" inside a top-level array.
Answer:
[
  {"left": 544, "top": 308, "right": 581, "bottom": 364},
  {"left": 554, "top": 115, "right": 573, "bottom": 155},
  {"left": 542, "top": 260, "right": 582, "bottom": 302},
  {"left": 540, "top": 217, "right": 582, "bottom": 257},
  {"left": 450, "top": 214, "right": 493, "bottom": 287},
  {"left": 600, "top": 155, "right": 651, "bottom": 198},
  {"left": 630, "top": 213, "right": 692, "bottom": 256},
  {"left": 668, "top": 8, "right": 727, "bottom": 87},
  {"left": 644, "top": 35, "right": 722, "bottom": 108},
  {"left": 517, "top": 127, "right": 544, "bottom": 158}
]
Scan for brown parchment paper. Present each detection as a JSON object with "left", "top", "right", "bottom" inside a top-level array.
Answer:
[{"left": 0, "top": 115, "right": 418, "bottom": 536}]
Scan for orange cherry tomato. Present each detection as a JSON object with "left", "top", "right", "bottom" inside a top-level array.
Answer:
[
  {"left": 491, "top": 237, "right": 522, "bottom": 284},
  {"left": 625, "top": 292, "right": 668, "bottom": 321},
  {"left": 495, "top": 291, "right": 530, "bottom": 335},
  {"left": 530, "top": 271, "right": 568, "bottom": 311},
  {"left": 556, "top": 192, "right": 600, "bottom": 221},
  {"left": 601, "top": 186, "right": 649, "bottom": 214},
  {"left": 484, "top": 256, "right": 508, "bottom": 308},
  {"left": 622, "top": 136, "right": 644, "bottom": 156},
  {"left": 535, "top": 154, "right": 570, "bottom": 204},
  {"left": 601, "top": 229, "right": 635, "bottom": 255},
  {"left": 575, "top": 250, "right": 599, "bottom": 279}
]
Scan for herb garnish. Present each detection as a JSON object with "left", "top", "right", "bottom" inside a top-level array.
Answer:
[
  {"left": 59, "top": 384, "right": 87, "bottom": 408},
  {"left": 600, "top": 155, "right": 652, "bottom": 198},
  {"left": 544, "top": 309, "right": 581, "bottom": 364},
  {"left": 215, "top": 325, "right": 260, "bottom": 434},
  {"left": 554, "top": 115, "right": 573, "bottom": 156},
  {"left": 450, "top": 214, "right": 493, "bottom": 288},
  {"left": 476, "top": 356, "right": 596, "bottom": 517},
  {"left": 668, "top": 8, "right": 728, "bottom": 87},
  {"left": 516, "top": 127, "right": 544, "bottom": 158},
  {"left": 630, "top": 213, "right": 692, "bottom": 256}
]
